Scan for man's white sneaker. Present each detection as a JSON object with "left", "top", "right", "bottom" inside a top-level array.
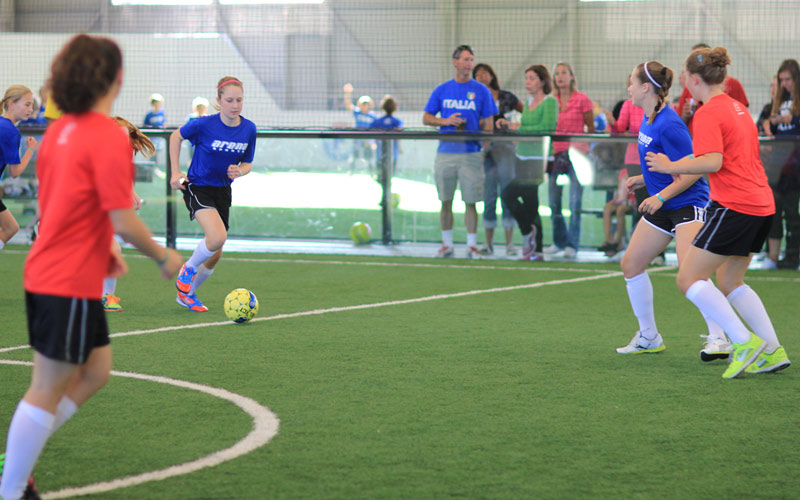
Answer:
[
  {"left": 466, "top": 246, "right": 485, "bottom": 259},
  {"left": 436, "top": 245, "right": 454, "bottom": 258},
  {"left": 563, "top": 247, "right": 577, "bottom": 259},
  {"left": 543, "top": 244, "right": 563, "bottom": 255},
  {"left": 616, "top": 330, "right": 666, "bottom": 354},
  {"left": 699, "top": 334, "right": 732, "bottom": 362},
  {"left": 505, "top": 244, "right": 517, "bottom": 257}
]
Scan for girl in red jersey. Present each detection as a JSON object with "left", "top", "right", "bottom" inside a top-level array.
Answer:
[
  {"left": 0, "top": 35, "right": 182, "bottom": 500},
  {"left": 0, "top": 85, "right": 39, "bottom": 251},
  {"left": 100, "top": 116, "right": 157, "bottom": 312},
  {"left": 647, "top": 47, "right": 789, "bottom": 379}
]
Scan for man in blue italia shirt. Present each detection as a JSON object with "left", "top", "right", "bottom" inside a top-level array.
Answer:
[{"left": 424, "top": 45, "right": 497, "bottom": 259}]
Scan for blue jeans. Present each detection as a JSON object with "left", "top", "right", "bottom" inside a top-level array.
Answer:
[
  {"left": 548, "top": 156, "right": 583, "bottom": 250},
  {"left": 483, "top": 145, "right": 516, "bottom": 229}
]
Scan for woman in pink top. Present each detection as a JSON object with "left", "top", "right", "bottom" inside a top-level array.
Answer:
[
  {"left": 607, "top": 92, "right": 647, "bottom": 230},
  {"left": 545, "top": 62, "right": 594, "bottom": 257}
]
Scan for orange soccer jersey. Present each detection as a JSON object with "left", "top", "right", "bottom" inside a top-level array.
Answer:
[
  {"left": 691, "top": 93, "right": 775, "bottom": 216},
  {"left": 24, "top": 112, "right": 135, "bottom": 299}
]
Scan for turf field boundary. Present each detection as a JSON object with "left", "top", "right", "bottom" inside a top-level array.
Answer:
[{"left": 0, "top": 359, "right": 280, "bottom": 500}]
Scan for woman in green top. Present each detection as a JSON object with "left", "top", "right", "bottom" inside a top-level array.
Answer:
[{"left": 497, "top": 65, "right": 558, "bottom": 260}]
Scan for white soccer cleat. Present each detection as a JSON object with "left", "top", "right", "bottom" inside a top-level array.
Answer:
[
  {"left": 699, "top": 334, "right": 732, "bottom": 362},
  {"left": 616, "top": 330, "right": 665, "bottom": 354}
]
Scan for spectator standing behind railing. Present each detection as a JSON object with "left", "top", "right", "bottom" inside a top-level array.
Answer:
[
  {"left": 369, "top": 95, "right": 403, "bottom": 178},
  {"left": 143, "top": 93, "right": 165, "bottom": 129},
  {"left": 757, "top": 77, "right": 778, "bottom": 137},
  {"left": 677, "top": 43, "right": 749, "bottom": 135},
  {"left": 496, "top": 64, "right": 557, "bottom": 261},
  {"left": 543, "top": 62, "right": 594, "bottom": 258},
  {"left": 343, "top": 83, "right": 376, "bottom": 175},
  {"left": 423, "top": 45, "right": 497, "bottom": 259},
  {"left": 766, "top": 59, "right": 800, "bottom": 270},
  {"left": 605, "top": 81, "right": 645, "bottom": 214},
  {"left": 473, "top": 62, "right": 523, "bottom": 257},
  {"left": 0, "top": 85, "right": 39, "bottom": 251}
]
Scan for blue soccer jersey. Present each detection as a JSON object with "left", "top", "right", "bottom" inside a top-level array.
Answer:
[
  {"left": 144, "top": 110, "right": 165, "bottom": 129},
  {"left": 353, "top": 110, "right": 376, "bottom": 128},
  {"left": 425, "top": 79, "right": 497, "bottom": 154},
  {"left": 370, "top": 114, "right": 403, "bottom": 158},
  {"left": 180, "top": 114, "right": 257, "bottom": 187},
  {"left": 0, "top": 116, "right": 22, "bottom": 179},
  {"left": 638, "top": 106, "right": 709, "bottom": 210}
]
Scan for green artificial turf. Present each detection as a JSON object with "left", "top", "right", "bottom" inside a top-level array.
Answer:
[{"left": 1, "top": 249, "right": 797, "bottom": 499}]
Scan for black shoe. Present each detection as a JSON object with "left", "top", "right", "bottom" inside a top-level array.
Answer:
[
  {"left": 777, "top": 259, "right": 799, "bottom": 270},
  {"left": 23, "top": 476, "right": 41, "bottom": 500}
]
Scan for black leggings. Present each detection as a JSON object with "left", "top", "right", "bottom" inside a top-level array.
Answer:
[{"left": 501, "top": 181, "right": 542, "bottom": 252}]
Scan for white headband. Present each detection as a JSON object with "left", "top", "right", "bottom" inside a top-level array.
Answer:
[{"left": 643, "top": 62, "right": 662, "bottom": 88}]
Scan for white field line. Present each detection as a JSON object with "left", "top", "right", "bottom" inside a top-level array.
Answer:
[
  {"left": 0, "top": 359, "right": 280, "bottom": 500},
  {"left": 0, "top": 270, "right": 625, "bottom": 357}
]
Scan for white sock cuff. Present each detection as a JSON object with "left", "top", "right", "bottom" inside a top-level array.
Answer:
[
  {"left": 18, "top": 400, "right": 55, "bottom": 430},
  {"left": 442, "top": 230, "right": 454, "bottom": 247},
  {"left": 684, "top": 279, "right": 708, "bottom": 301},
  {"left": 466, "top": 233, "right": 478, "bottom": 247},
  {"left": 726, "top": 284, "right": 750, "bottom": 302},
  {"left": 625, "top": 272, "right": 648, "bottom": 284}
]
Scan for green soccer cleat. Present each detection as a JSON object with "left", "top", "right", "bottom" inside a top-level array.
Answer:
[
  {"left": 745, "top": 346, "right": 791, "bottom": 374},
  {"left": 102, "top": 294, "right": 123, "bottom": 312},
  {"left": 722, "top": 334, "right": 766, "bottom": 379}
]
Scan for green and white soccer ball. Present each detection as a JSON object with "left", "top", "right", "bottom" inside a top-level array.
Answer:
[
  {"left": 349, "top": 221, "right": 372, "bottom": 245},
  {"left": 224, "top": 288, "right": 259, "bottom": 323}
]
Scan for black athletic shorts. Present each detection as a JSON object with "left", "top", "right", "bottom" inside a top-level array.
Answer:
[
  {"left": 25, "top": 292, "right": 110, "bottom": 364},
  {"left": 182, "top": 181, "right": 231, "bottom": 231},
  {"left": 0, "top": 199, "right": 6, "bottom": 213},
  {"left": 693, "top": 202, "right": 773, "bottom": 257},
  {"left": 642, "top": 205, "right": 706, "bottom": 236}
]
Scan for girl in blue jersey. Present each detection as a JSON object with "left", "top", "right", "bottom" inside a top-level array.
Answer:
[
  {"left": 169, "top": 76, "right": 257, "bottom": 311},
  {"left": 615, "top": 61, "right": 726, "bottom": 359},
  {"left": 0, "top": 85, "right": 39, "bottom": 250}
]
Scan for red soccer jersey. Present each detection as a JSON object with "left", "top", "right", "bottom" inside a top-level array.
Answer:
[
  {"left": 24, "top": 112, "right": 135, "bottom": 299},
  {"left": 691, "top": 94, "right": 774, "bottom": 216},
  {"left": 679, "top": 77, "right": 749, "bottom": 135}
]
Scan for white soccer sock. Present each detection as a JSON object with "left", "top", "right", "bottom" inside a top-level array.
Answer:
[
  {"left": 685, "top": 280, "right": 751, "bottom": 344},
  {"left": 625, "top": 273, "right": 658, "bottom": 336},
  {"left": 186, "top": 239, "right": 216, "bottom": 269},
  {"left": 189, "top": 264, "right": 214, "bottom": 295},
  {"left": 702, "top": 313, "right": 726, "bottom": 340},
  {"left": 0, "top": 401, "right": 55, "bottom": 500},
  {"left": 727, "top": 284, "right": 780, "bottom": 352},
  {"left": 52, "top": 396, "right": 78, "bottom": 433},
  {"left": 442, "top": 230, "right": 454, "bottom": 247},
  {"left": 522, "top": 232, "right": 532, "bottom": 250},
  {"left": 466, "top": 233, "right": 478, "bottom": 248},
  {"left": 102, "top": 277, "right": 117, "bottom": 296},
  {"left": 0, "top": 240, "right": 5, "bottom": 250}
]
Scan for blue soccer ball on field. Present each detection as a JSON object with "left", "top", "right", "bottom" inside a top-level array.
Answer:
[{"left": 224, "top": 288, "right": 259, "bottom": 323}]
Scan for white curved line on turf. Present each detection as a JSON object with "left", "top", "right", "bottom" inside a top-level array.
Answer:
[
  {"left": 0, "top": 359, "right": 279, "bottom": 500},
  {"left": 0, "top": 270, "right": 624, "bottom": 355}
]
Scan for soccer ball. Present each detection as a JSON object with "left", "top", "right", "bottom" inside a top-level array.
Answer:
[
  {"left": 349, "top": 221, "right": 371, "bottom": 245},
  {"left": 224, "top": 288, "right": 259, "bottom": 323}
]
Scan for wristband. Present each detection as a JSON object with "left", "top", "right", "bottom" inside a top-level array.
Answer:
[
  {"left": 26, "top": 147, "right": 34, "bottom": 154},
  {"left": 656, "top": 193, "right": 665, "bottom": 203}
]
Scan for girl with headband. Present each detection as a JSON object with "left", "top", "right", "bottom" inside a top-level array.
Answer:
[
  {"left": 169, "top": 76, "right": 257, "bottom": 312},
  {"left": 615, "top": 61, "right": 719, "bottom": 359},
  {"left": 647, "top": 47, "right": 789, "bottom": 378}
]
